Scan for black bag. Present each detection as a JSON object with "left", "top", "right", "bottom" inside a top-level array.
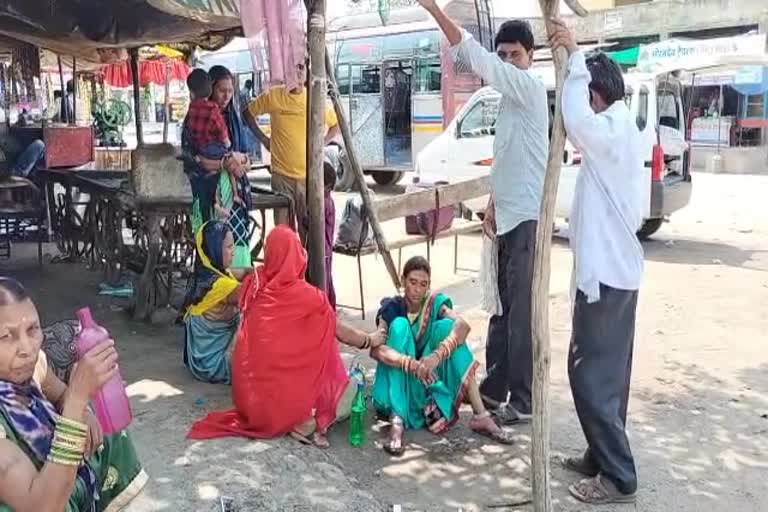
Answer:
[{"left": 335, "top": 194, "right": 375, "bottom": 250}]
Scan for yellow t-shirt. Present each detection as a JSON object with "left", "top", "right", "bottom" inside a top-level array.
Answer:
[{"left": 248, "top": 86, "right": 338, "bottom": 180}]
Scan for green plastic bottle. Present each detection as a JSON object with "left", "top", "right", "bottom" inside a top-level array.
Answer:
[{"left": 349, "top": 367, "right": 367, "bottom": 447}]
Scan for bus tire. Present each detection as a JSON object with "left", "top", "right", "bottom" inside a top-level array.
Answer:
[
  {"left": 637, "top": 218, "right": 663, "bottom": 240},
  {"left": 334, "top": 158, "right": 357, "bottom": 192},
  {"left": 372, "top": 171, "right": 404, "bottom": 187}
]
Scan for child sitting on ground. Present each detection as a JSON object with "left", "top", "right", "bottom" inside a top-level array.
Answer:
[
  {"left": 185, "top": 68, "right": 246, "bottom": 220},
  {"left": 324, "top": 160, "right": 337, "bottom": 309}
]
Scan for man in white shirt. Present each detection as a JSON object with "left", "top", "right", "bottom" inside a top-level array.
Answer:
[
  {"left": 550, "top": 20, "right": 644, "bottom": 504},
  {"left": 417, "top": 0, "right": 548, "bottom": 426}
]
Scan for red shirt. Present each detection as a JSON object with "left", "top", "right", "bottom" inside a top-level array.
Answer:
[{"left": 185, "top": 98, "right": 230, "bottom": 150}]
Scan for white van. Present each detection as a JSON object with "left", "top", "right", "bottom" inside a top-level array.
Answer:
[{"left": 414, "top": 72, "right": 693, "bottom": 239}]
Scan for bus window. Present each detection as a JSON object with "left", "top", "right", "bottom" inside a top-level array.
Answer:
[
  {"left": 351, "top": 64, "right": 381, "bottom": 94},
  {"left": 337, "top": 65, "right": 351, "bottom": 95},
  {"left": 415, "top": 60, "right": 441, "bottom": 93}
]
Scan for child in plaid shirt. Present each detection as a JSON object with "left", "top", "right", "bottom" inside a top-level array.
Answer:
[{"left": 186, "top": 69, "right": 246, "bottom": 220}]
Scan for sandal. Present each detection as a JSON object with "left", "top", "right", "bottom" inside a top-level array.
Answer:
[
  {"left": 561, "top": 455, "right": 599, "bottom": 477},
  {"left": 568, "top": 475, "right": 636, "bottom": 505},
  {"left": 470, "top": 413, "right": 515, "bottom": 445},
  {"left": 489, "top": 404, "right": 527, "bottom": 426},
  {"left": 289, "top": 418, "right": 317, "bottom": 446},
  {"left": 289, "top": 431, "right": 313, "bottom": 445},
  {"left": 383, "top": 417, "right": 406, "bottom": 457},
  {"left": 312, "top": 431, "right": 330, "bottom": 449}
]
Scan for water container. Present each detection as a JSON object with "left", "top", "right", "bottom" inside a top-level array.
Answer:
[
  {"left": 75, "top": 308, "right": 133, "bottom": 435},
  {"left": 348, "top": 366, "right": 367, "bottom": 447}
]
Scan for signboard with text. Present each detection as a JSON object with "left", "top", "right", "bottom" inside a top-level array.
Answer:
[{"left": 637, "top": 34, "right": 766, "bottom": 73}]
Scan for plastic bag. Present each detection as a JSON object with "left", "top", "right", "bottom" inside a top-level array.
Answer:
[
  {"left": 480, "top": 235, "right": 502, "bottom": 316},
  {"left": 335, "top": 194, "right": 375, "bottom": 250}
]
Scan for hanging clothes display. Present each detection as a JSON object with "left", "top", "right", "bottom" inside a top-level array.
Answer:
[
  {"left": 11, "top": 42, "right": 41, "bottom": 103},
  {"left": 239, "top": 0, "right": 306, "bottom": 91}
]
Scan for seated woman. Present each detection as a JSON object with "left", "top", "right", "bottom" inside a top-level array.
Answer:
[
  {"left": 189, "top": 226, "right": 385, "bottom": 448},
  {"left": 0, "top": 277, "right": 146, "bottom": 512},
  {"left": 372, "top": 256, "right": 513, "bottom": 455},
  {"left": 182, "top": 221, "right": 245, "bottom": 384}
]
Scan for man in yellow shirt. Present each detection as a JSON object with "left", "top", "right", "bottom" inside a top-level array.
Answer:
[{"left": 243, "top": 62, "right": 340, "bottom": 243}]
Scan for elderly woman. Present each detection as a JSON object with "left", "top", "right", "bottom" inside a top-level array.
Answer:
[
  {"left": 372, "top": 256, "right": 514, "bottom": 455},
  {"left": 183, "top": 65, "right": 254, "bottom": 268},
  {"left": 0, "top": 277, "right": 146, "bottom": 511},
  {"left": 182, "top": 221, "right": 244, "bottom": 384},
  {"left": 189, "top": 226, "right": 385, "bottom": 448}
]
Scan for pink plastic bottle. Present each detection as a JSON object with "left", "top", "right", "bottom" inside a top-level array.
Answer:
[{"left": 75, "top": 308, "right": 133, "bottom": 435}]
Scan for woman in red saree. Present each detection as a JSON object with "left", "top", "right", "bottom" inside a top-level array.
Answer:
[{"left": 189, "top": 226, "right": 379, "bottom": 447}]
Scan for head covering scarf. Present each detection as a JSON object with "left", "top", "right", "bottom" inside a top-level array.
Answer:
[
  {"left": 188, "top": 226, "right": 349, "bottom": 440},
  {"left": 182, "top": 221, "right": 239, "bottom": 317}
]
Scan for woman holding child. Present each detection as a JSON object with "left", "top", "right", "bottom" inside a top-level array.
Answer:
[{"left": 183, "top": 65, "right": 254, "bottom": 268}]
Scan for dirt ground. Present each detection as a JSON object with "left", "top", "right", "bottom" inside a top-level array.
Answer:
[{"left": 2, "top": 171, "right": 767, "bottom": 512}]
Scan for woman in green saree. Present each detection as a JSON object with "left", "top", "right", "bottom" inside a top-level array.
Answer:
[
  {"left": 371, "top": 256, "right": 514, "bottom": 455},
  {"left": 0, "top": 277, "right": 146, "bottom": 511}
]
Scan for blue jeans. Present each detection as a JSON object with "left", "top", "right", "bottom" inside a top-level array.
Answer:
[{"left": 11, "top": 139, "right": 45, "bottom": 178}]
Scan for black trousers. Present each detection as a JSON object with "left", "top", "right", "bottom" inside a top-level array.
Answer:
[
  {"left": 569, "top": 283, "right": 639, "bottom": 495},
  {"left": 480, "top": 220, "right": 536, "bottom": 413}
]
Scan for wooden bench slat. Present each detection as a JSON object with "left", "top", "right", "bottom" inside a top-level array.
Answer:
[
  {"left": 372, "top": 176, "right": 490, "bottom": 222},
  {"left": 333, "top": 220, "right": 482, "bottom": 257}
]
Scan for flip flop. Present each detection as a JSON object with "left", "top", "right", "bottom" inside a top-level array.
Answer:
[
  {"left": 289, "top": 431, "right": 313, "bottom": 446},
  {"left": 471, "top": 425, "right": 515, "bottom": 445},
  {"left": 561, "top": 455, "right": 599, "bottom": 477},
  {"left": 470, "top": 414, "right": 515, "bottom": 445},
  {"left": 568, "top": 475, "right": 636, "bottom": 505},
  {"left": 312, "top": 432, "right": 330, "bottom": 449}
]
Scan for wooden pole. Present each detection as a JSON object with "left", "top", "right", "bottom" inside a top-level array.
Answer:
[
  {"left": 129, "top": 48, "right": 144, "bottom": 147},
  {"left": 306, "top": 0, "right": 328, "bottom": 290},
  {"left": 532, "top": 1, "right": 587, "bottom": 511},
  {"left": 162, "top": 60, "right": 171, "bottom": 144},
  {"left": 325, "top": 53, "right": 401, "bottom": 290},
  {"left": 57, "top": 56, "right": 66, "bottom": 122},
  {"left": 71, "top": 56, "right": 77, "bottom": 125}
]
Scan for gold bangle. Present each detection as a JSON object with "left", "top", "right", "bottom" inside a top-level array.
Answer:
[{"left": 57, "top": 416, "right": 87, "bottom": 434}]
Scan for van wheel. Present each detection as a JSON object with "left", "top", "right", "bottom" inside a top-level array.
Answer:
[
  {"left": 637, "top": 218, "right": 663, "bottom": 240},
  {"left": 372, "top": 171, "right": 404, "bottom": 187},
  {"left": 334, "top": 158, "right": 357, "bottom": 192}
]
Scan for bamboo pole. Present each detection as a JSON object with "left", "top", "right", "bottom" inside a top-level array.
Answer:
[
  {"left": 129, "top": 48, "right": 144, "bottom": 147},
  {"left": 57, "top": 56, "right": 66, "bottom": 122},
  {"left": 71, "top": 57, "right": 77, "bottom": 125},
  {"left": 325, "top": 52, "right": 401, "bottom": 290},
  {"left": 162, "top": 60, "right": 171, "bottom": 144},
  {"left": 306, "top": 0, "right": 328, "bottom": 290},
  {"left": 532, "top": 1, "right": 587, "bottom": 511}
]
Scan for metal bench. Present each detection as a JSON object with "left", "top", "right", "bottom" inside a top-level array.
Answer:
[
  {"left": 334, "top": 177, "right": 489, "bottom": 318},
  {"left": 0, "top": 177, "right": 46, "bottom": 266}
]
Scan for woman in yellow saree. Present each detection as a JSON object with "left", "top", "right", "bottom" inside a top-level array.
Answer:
[{"left": 182, "top": 221, "right": 242, "bottom": 384}]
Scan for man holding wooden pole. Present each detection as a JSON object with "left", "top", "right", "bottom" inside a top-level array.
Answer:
[
  {"left": 549, "top": 20, "right": 643, "bottom": 505},
  {"left": 416, "top": 0, "right": 548, "bottom": 425}
]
